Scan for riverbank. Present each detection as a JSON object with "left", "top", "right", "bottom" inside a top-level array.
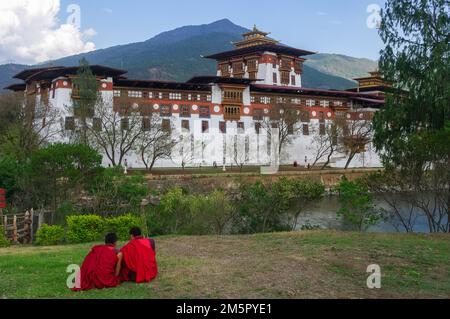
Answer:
[
  {"left": 0, "top": 231, "right": 448, "bottom": 299},
  {"left": 141, "top": 167, "right": 383, "bottom": 193}
]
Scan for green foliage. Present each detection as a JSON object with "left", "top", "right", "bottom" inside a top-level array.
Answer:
[
  {"left": 0, "top": 226, "right": 10, "bottom": 247},
  {"left": 233, "top": 180, "right": 292, "bottom": 234},
  {"left": 185, "top": 190, "right": 234, "bottom": 235},
  {"left": 72, "top": 59, "right": 99, "bottom": 117},
  {"left": 147, "top": 187, "right": 190, "bottom": 235},
  {"left": 233, "top": 178, "right": 325, "bottom": 234},
  {"left": 66, "top": 215, "right": 105, "bottom": 243},
  {"left": 88, "top": 167, "right": 149, "bottom": 216},
  {"left": 35, "top": 224, "right": 65, "bottom": 246},
  {"left": 105, "top": 214, "right": 143, "bottom": 241},
  {"left": 146, "top": 188, "right": 234, "bottom": 236},
  {"left": 375, "top": 0, "right": 450, "bottom": 166},
  {"left": 26, "top": 143, "right": 102, "bottom": 211},
  {"left": 0, "top": 155, "right": 19, "bottom": 202},
  {"left": 336, "top": 178, "right": 380, "bottom": 231}
]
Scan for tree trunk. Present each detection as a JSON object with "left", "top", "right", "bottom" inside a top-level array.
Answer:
[{"left": 345, "top": 152, "right": 356, "bottom": 169}]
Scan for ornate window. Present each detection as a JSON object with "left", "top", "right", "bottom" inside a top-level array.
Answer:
[
  {"left": 180, "top": 105, "right": 191, "bottom": 118},
  {"left": 128, "top": 91, "right": 142, "bottom": 98},
  {"left": 320, "top": 100, "right": 330, "bottom": 107},
  {"left": 169, "top": 93, "right": 182, "bottom": 100},
  {"left": 224, "top": 106, "right": 241, "bottom": 120},
  {"left": 162, "top": 119, "right": 171, "bottom": 132},
  {"left": 219, "top": 121, "right": 226, "bottom": 134},
  {"left": 247, "top": 59, "right": 257, "bottom": 72},
  {"left": 142, "top": 117, "right": 151, "bottom": 131},
  {"left": 202, "top": 121, "right": 209, "bottom": 133},
  {"left": 281, "top": 71, "right": 290, "bottom": 85},
  {"left": 253, "top": 109, "right": 263, "bottom": 121},
  {"left": 303, "top": 124, "right": 310, "bottom": 136},
  {"left": 181, "top": 120, "right": 190, "bottom": 132},
  {"left": 160, "top": 105, "right": 172, "bottom": 117},
  {"left": 306, "top": 99, "right": 316, "bottom": 107},
  {"left": 220, "top": 64, "right": 230, "bottom": 76},
  {"left": 199, "top": 106, "right": 210, "bottom": 118},
  {"left": 255, "top": 122, "right": 261, "bottom": 134},
  {"left": 237, "top": 122, "right": 245, "bottom": 133},
  {"left": 222, "top": 90, "right": 243, "bottom": 103}
]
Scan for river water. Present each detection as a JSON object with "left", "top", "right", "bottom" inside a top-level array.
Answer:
[{"left": 297, "top": 195, "right": 442, "bottom": 233}]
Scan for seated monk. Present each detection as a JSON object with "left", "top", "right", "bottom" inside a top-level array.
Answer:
[
  {"left": 118, "top": 227, "right": 158, "bottom": 283},
  {"left": 72, "top": 233, "right": 121, "bottom": 291}
]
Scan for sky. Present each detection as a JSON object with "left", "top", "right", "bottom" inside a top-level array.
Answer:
[{"left": 0, "top": 0, "right": 387, "bottom": 65}]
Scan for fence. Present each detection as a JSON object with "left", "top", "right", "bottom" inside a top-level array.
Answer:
[{"left": 0, "top": 209, "right": 53, "bottom": 244}]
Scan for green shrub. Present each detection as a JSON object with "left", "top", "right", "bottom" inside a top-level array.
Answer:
[
  {"left": 35, "top": 224, "right": 65, "bottom": 246},
  {"left": 336, "top": 178, "right": 380, "bottom": 231},
  {"left": 105, "top": 214, "right": 143, "bottom": 241},
  {"left": 66, "top": 215, "right": 105, "bottom": 243},
  {"left": 148, "top": 187, "right": 190, "bottom": 235},
  {"left": 0, "top": 226, "right": 10, "bottom": 247}
]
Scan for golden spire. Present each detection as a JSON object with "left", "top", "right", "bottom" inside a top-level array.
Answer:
[{"left": 234, "top": 25, "right": 278, "bottom": 49}]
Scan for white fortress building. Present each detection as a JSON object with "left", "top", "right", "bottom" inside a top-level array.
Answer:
[{"left": 6, "top": 26, "right": 388, "bottom": 170}]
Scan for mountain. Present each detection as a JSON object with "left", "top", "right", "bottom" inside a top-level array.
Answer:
[
  {"left": 1, "top": 19, "right": 372, "bottom": 91},
  {"left": 0, "top": 63, "right": 29, "bottom": 91},
  {"left": 305, "top": 53, "right": 378, "bottom": 81}
]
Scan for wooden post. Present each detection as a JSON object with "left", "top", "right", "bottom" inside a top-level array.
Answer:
[
  {"left": 24, "top": 211, "right": 31, "bottom": 244},
  {"left": 3, "top": 216, "right": 7, "bottom": 239},
  {"left": 38, "top": 210, "right": 44, "bottom": 230},
  {"left": 30, "top": 208, "right": 35, "bottom": 243},
  {"left": 12, "top": 215, "right": 18, "bottom": 243}
]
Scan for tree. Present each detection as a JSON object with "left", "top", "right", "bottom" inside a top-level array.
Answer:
[
  {"left": 226, "top": 133, "right": 248, "bottom": 172},
  {"left": 87, "top": 167, "right": 149, "bottom": 216},
  {"left": 71, "top": 58, "right": 100, "bottom": 145},
  {"left": 26, "top": 143, "right": 102, "bottom": 214},
  {"left": 0, "top": 92, "right": 61, "bottom": 160},
  {"left": 288, "top": 179, "right": 325, "bottom": 230},
  {"left": 233, "top": 180, "right": 291, "bottom": 234},
  {"left": 262, "top": 104, "right": 301, "bottom": 161},
  {"left": 373, "top": 0, "right": 450, "bottom": 232},
  {"left": 137, "top": 115, "right": 177, "bottom": 171},
  {"left": 342, "top": 118, "right": 373, "bottom": 169},
  {"left": 309, "top": 123, "right": 343, "bottom": 169},
  {"left": 336, "top": 178, "right": 380, "bottom": 232},
  {"left": 86, "top": 99, "right": 142, "bottom": 166}
]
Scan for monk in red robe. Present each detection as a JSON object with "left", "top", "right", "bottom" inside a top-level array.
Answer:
[
  {"left": 72, "top": 233, "right": 121, "bottom": 291},
  {"left": 117, "top": 227, "right": 158, "bottom": 283}
]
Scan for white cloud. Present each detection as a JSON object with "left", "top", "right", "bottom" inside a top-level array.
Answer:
[
  {"left": 104, "top": 8, "right": 113, "bottom": 14},
  {"left": 316, "top": 11, "right": 327, "bottom": 16},
  {"left": 0, "top": 0, "right": 96, "bottom": 64}
]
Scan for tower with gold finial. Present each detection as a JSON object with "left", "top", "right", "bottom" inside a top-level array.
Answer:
[
  {"left": 205, "top": 25, "right": 315, "bottom": 87},
  {"left": 233, "top": 25, "right": 279, "bottom": 49}
]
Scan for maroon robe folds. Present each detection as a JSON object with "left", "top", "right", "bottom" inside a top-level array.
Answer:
[
  {"left": 120, "top": 237, "right": 158, "bottom": 283},
  {"left": 72, "top": 245, "right": 120, "bottom": 291}
]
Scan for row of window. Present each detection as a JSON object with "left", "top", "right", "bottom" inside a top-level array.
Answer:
[
  {"left": 66, "top": 115, "right": 327, "bottom": 139},
  {"left": 114, "top": 90, "right": 212, "bottom": 102},
  {"left": 251, "top": 96, "right": 345, "bottom": 107}
]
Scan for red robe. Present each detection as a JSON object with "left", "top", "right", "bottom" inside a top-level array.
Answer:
[
  {"left": 72, "top": 245, "right": 120, "bottom": 291},
  {"left": 120, "top": 237, "right": 158, "bottom": 283}
]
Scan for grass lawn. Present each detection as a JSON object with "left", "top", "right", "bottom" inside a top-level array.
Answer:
[{"left": 0, "top": 231, "right": 449, "bottom": 299}]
